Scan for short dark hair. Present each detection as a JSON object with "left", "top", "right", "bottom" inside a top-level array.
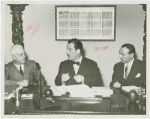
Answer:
[
  {"left": 121, "top": 44, "right": 135, "bottom": 55},
  {"left": 68, "top": 38, "right": 83, "bottom": 53}
]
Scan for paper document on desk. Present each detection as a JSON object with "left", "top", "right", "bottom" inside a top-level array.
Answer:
[
  {"left": 51, "top": 85, "right": 67, "bottom": 96},
  {"left": 21, "top": 94, "right": 33, "bottom": 99},
  {"left": 122, "top": 86, "right": 139, "bottom": 92},
  {"left": 5, "top": 92, "right": 15, "bottom": 99},
  {"left": 51, "top": 84, "right": 95, "bottom": 97},
  {"left": 65, "top": 84, "right": 96, "bottom": 97},
  {"left": 92, "top": 87, "right": 113, "bottom": 97}
]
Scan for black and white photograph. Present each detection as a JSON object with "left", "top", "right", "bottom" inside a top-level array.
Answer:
[{"left": 1, "top": 0, "right": 149, "bottom": 118}]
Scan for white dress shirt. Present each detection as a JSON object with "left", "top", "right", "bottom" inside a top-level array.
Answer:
[
  {"left": 14, "top": 63, "right": 24, "bottom": 73},
  {"left": 73, "top": 56, "right": 82, "bottom": 75},
  {"left": 124, "top": 58, "right": 134, "bottom": 79},
  {"left": 61, "top": 56, "right": 83, "bottom": 85}
]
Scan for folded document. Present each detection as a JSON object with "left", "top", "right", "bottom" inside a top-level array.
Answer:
[
  {"left": 51, "top": 85, "right": 114, "bottom": 97},
  {"left": 65, "top": 84, "right": 96, "bottom": 97},
  {"left": 51, "top": 84, "right": 96, "bottom": 97},
  {"left": 21, "top": 94, "right": 33, "bottom": 99},
  {"left": 92, "top": 87, "right": 113, "bottom": 97},
  {"left": 50, "top": 85, "right": 67, "bottom": 96},
  {"left": 122, "top": 86, "right": 139, "bottom": 92}
]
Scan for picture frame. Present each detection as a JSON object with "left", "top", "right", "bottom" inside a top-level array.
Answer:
[{"left": 55, "top": 5, "right": 116, "bottom": 41}]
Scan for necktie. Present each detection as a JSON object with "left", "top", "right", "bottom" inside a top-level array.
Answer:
[
  {"left": 125, "top": 64, "right": 128, "bottom": 79},
  {"left": 72, "top": 61, "right": 80, "bottom": 66},
  {"left": 20, "top": 67, "right": 24, "bottom": 75}
]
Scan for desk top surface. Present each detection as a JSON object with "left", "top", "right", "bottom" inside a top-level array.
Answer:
[{"left": 4, "top": 85, "right": 146, "bottom": 115}]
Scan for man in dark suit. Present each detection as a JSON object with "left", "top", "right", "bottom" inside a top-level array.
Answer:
[
  {"left": 55, "top": 39, "right": 102, "bottom": 87},
  {"left": 110, "top": 44, "right": 146, "bottom": 88},
  {"left": 5, "top": 45, "right": 46, "bottom": 87}
]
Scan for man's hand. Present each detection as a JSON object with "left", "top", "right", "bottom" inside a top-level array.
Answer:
[
  {"left": 61, "top": 73, "right": 70, "bottom": 83},
  {"left": 74, "top": 75, "right": 84, "bottom": 83},
  {"left": 113, "top": 81, "right": 121, "bottom": 88},
  {"left": 17, "top": 80, "right": 29, "bottom": 87}
]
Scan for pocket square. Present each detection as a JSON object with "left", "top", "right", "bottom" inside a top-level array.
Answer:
[{"left": 135, "top": 73, "right": 141, "bottom": 78}]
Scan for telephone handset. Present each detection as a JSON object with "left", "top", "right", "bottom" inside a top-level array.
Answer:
[
  {"left": 32, "top": 63, "right": 61, "bottom": 109},
  {"left": 33, "top": 86, "right": 61, "bottom": 110}
]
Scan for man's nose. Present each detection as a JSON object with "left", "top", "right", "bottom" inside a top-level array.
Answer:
[
  {"left": 119, "top": 54, "right": 122, "bottom": 59},
  {"left": 66, "top": 50, "right": 69, "bottom": 54},
  {"left": 22, "top": 54, "right": 25, "bottom": 58}
]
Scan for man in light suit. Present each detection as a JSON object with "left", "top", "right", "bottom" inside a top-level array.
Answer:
[
  {"left": 5, "top": 45, "right": 46, "bottom": 87},
  {"left": 110, "top": 44, "right": 146, "bottom": 88},
  {"left": 55, "top": 38, "right": 102, "bottom": 87}
]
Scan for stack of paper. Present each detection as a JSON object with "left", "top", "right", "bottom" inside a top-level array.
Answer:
[
  {"left": 5, "top": 92, "right": 15, "bottom": 99},
  {"left": 51, "top": 84, "right": 96, "bottom": 97},
  {"left": 122, "top": 86, "right": 139, "bottom": 92},
  {"left": 65, "top": 84, "right": 96, "bottom": 97},
  {"left": 92, "top": 87, "right": 113, "bottom": 97},
  {"left": 50, "top": 85, "right": 67, "bottom": 96},
  {"left": 21, "top": 94, "right": 33, "bottom": 99}
]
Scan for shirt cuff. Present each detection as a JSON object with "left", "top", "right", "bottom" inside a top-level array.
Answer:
[
  {"left": 81, "top": 76, "right": 84, "bottom": 84},
  {"left": 61, "top": 79, "right": 66, "bottom": 85}
]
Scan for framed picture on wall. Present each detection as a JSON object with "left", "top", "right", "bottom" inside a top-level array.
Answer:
[{"left": 55, "top": 5, "right": 116, "bottom": 41}]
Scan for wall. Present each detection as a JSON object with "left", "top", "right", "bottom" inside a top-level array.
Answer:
[{"left": 4, "top": 3, "right": 145, "bottom": 86}]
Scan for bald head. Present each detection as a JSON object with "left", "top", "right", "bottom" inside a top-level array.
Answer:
[
  {"left": 10, "top": 45, "right": 24, "bottom": 56},
  {"left": 10, "top": 45, "right": 26, "bottom": 65}
]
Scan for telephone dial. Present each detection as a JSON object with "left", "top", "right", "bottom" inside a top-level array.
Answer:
[
  {"left": 32, "top": 86, "right": 61, "bottom": 110},
  {"left": 20, "top": 85, "right": 61, "bottom": 110}
]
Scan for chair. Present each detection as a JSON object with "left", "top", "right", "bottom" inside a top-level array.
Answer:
[{"left": 110, "top": 94, "right": 125, "bottom": 112}]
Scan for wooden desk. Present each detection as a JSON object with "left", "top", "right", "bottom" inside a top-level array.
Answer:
[
  {"left": 19, "top": 97, "right": 111, "bottom": 114},
  {"left": 4, "top": 85, "right": 146, "bottom": 115},
  {"left": 5, "top": 96, "right": 143, "bottom": 115}
]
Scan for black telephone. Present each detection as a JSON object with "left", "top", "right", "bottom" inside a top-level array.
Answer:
[
  {"left": 32, "top": 63, "right": 61, "bottom": 110},
  {"left": 32, "top": 86, "right": 61, "bottom": 110}
]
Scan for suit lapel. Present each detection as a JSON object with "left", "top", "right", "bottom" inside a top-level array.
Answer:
[
  {"left": 77, "top": 58, "right": 85, "bottom": 75},
  {"left": 127, "top": 60, "right": 137, "bottom": 80},
  {"left": 120, "top": 63, "right": 124, "bottom": 78},
  {"left": 24, "top": 61, "right": 31, "bottom": 80},
  {"left": 69, "top": 61, "right": 76, "bottom": 77},
  {"left": 12, "top": 63, "right": 24, "bottom": 80}
]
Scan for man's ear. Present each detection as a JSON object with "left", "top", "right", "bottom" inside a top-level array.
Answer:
[
  {"left": 77, "top": 49, "right": 80, "bottom": 54},
  {"left": 130, "top": 53, "right": 134, "bottom": 58}
]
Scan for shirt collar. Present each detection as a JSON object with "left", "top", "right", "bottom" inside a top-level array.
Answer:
[
  {"left": 125, "top": 58, "right": 134, "bottom": 67},
  {"left": 78, "top": 56, "right": 83, "bottom": 64},
  {"left": 72, "top": 56, "right": 82, "bottom": 65},
  {"left": 13, "top": 62, "right": 24, "bottom": 71}
]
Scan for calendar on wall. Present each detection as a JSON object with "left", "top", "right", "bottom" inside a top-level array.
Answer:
[{"left": 55, "top": 6, "right": 116, "bottom": 41}]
